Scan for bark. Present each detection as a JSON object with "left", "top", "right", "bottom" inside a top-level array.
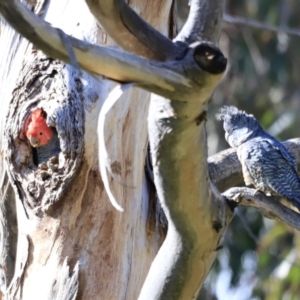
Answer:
[
  {"left": 0, "top": 0, "right": 173, "bottom": 299},
  {"left": 85, "top": 0, "right": 179, "bottom": 60}
]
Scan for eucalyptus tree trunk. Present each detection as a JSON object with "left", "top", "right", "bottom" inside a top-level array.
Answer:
[{"left": 0, "top": 0, "right": 173, "bottom": 299}]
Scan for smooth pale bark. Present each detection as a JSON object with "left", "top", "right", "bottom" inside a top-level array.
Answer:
[
  {"left": 0, "top": 0, "right": 174, "bottom": 299},
  {"left": 85, "top": 0, "right": 178, "bottom": 60}
]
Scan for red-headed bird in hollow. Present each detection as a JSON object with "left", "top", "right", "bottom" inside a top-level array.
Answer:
[{"left": 24, "top": 108, "right": 61, "bottom": 165}]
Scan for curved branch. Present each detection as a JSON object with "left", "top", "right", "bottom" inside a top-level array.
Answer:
[
  {"left": 175, "top": 0, "right": 223, "bottom": 44},
  {"left": 85, "top": 0, "right": 180, "bottom": 61},
  {"left": 208, "top": 138, "right": 300, "bottom": 192},
  {"left": 138, "top": 5, "right": 227, "bottom": 300},
  {"left": 223, "top": 187, "right": 300, "bottom": 231},
  {"left": 0, "top": 0, "right": 191, "bottom": 92}
]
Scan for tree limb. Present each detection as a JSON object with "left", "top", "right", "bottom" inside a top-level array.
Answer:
[
  {"left": 223, "top": 187, "right": 300, "bottom": 231},
  {"left": 140, "top": 98, "right": 229, "bottom": 299},
  {"left": 138, "top": 1, "right": 228, "bottom": 299},
  {"left": 208, "top": 138, "right": 300, "bottom": 192},
  {"left": 84, "top": 0, "right": 180, "bottom": 60},
  {"left": 175, "top": 0, "right": 223, "bottom": 44},
  {"left": 0, "top": 0, "right": 190, "bottom": 91},
  {"left": 223, "top": 13, "right": 300, "bottom": 38}
]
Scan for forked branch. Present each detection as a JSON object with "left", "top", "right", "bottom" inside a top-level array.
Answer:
[
  {"left": 175, "top": 0, "right": 223, "bottom": 44},
  {"left": 85, "top": 0, "right": 179, "bottom": 60},
  {"left": 224, "top": 187, "right": 300, "bottom": 231}
]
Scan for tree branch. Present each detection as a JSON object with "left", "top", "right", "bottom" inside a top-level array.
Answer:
[
  {"left": 0, "top": 1, "right": 229, "bottom": 299},
  {"left": 223, "top": 13, "right": 300, "bottom": 38},
  {"left": 138, "top": 1, "right": 228, "bottom": 298},
  {"left": 84, "top": 0, "right": 180, "bottom": 60},
  {"left": 223, "top": 187, "right": 300, "bottom": 231},
  {"left": 175, "top": 0, "right": 223, "bottom": 44},
  {"left": 0, "top": 0, "right": 189, "bottom": 92},
  {"left": 208, "top": 138, "right": 300, "bottom": 192}
]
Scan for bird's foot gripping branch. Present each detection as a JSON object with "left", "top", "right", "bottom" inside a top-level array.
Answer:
[{"left": 4, "top": 53, "right": 84, "bottom": 215}]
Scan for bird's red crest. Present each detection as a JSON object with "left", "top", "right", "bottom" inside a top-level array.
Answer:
[{"left": 24, "top": 109, "right": 53, "bottom": 147}]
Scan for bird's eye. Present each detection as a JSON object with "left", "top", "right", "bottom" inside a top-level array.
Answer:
[{"left": 40, "top": 132, "right": 43, "bottom": 136}]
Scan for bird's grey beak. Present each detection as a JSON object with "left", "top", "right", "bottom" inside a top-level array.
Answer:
[{"left": 29, "top": 137, "right": 40, "bottom": 147}]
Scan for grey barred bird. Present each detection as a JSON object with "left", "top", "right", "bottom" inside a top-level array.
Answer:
[{"left": 216, "top": 106, "right": 300, "bottom": 211}]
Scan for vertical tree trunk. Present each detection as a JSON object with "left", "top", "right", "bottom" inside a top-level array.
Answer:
[{"left": 0, "top": 0, "right": 174, "bottom": 298}]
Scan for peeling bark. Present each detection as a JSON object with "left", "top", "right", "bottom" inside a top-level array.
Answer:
[
  {"left": 50, "top": 258, "right": 79, "bottom": 300},
  {"left": 0, "top": 174, "right": 17, "bottom": 292}
]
